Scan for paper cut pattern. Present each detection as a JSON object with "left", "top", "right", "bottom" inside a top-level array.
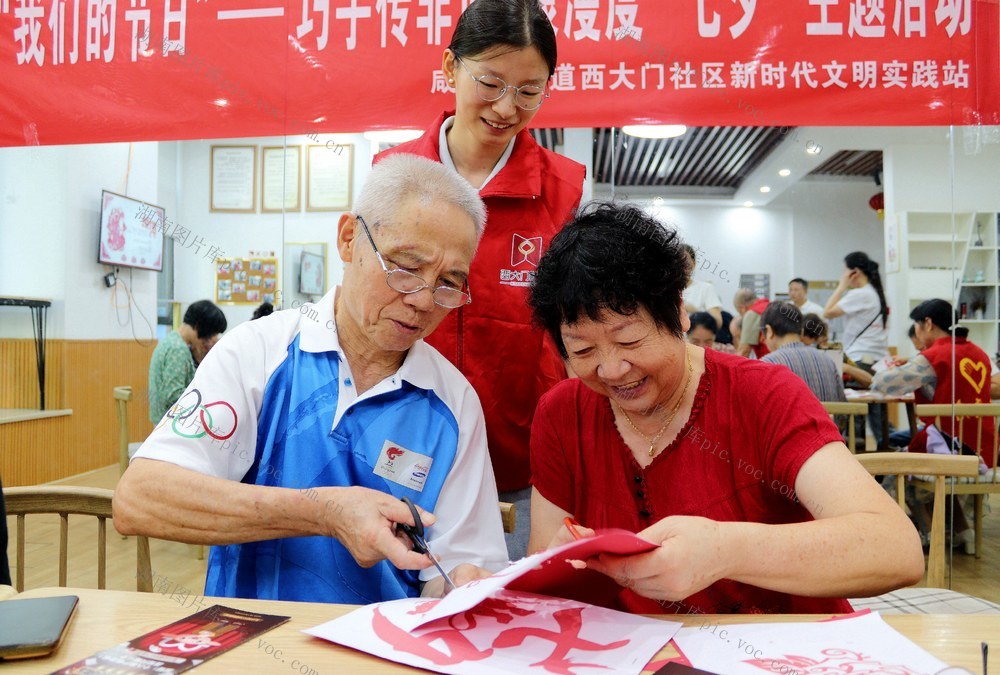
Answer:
[
  {"left": 307, "top": 589, "right": 679, "bottom": 675},
  {"left": 671, "top": 612, "right": 949, "bottom": 675},
  {"left": 744, "top": 648, "right": 923, "bottom": 674}
]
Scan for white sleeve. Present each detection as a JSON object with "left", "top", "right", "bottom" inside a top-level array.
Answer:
[
  {"left": 836, "top": 288, "right": 873, "bottom": 316},
  {"left": 420, "top": 385, "right": 509, "bottom": 580},
  {"left": 703, "top": 283, "right": 723, "bottom": 310},
  {"left": 132, "top": 322, "right": 277, "bottom": 482}
]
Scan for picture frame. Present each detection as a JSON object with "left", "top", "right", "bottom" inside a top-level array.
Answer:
[
  {"left": 261, "top": 145, "right": 301, "bottom": 212},
  {"left": 306, "top": 144, "right": 353, "bottom": 212},
  {"left": 211, "top": 145, "right": 257, "bottom": 213}
]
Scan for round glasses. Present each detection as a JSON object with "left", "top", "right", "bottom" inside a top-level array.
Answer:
[
  {"left": 357, "top": 215, "right": 472, "bottom": 309},
  {"left": 456, "top": 57, "right": 549, "bottom": 111}
]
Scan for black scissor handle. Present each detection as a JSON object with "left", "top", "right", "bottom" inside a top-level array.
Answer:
[{"left": 398, "top": 497, "right": 428, "bottom": 554}]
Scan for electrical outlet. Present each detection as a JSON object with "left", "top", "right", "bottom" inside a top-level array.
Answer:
[{"left": 103, "top": 272, "right": 116, "bottom": 288}]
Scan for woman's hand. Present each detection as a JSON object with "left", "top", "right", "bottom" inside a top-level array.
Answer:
[
  {"left": 546, "top": 521, "right": 596, "bottom": 550},
  {"left": 587, "top": 516, "right": 728, "bottom": 602},
  {"left": 838, "top": 267, "right": 856, "bottom": 289}
]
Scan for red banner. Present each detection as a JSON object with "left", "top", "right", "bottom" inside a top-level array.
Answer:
[{"left": 1, "top": 0, "right": 997, "bottom": 147}]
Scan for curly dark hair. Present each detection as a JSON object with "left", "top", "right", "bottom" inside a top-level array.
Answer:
[{"left": 529, "top": 202, "right": 690, "bottom": 357}]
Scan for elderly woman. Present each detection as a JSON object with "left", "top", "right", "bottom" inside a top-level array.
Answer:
[{"left": 526, "top": 203, "right": 924, "bottom": 615}]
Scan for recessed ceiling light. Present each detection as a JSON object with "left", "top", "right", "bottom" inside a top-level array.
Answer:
[
  {"left": 744, "top": 201, "right": 754, "bottom": 208},
  {"left": 806, "top": 143, "right": 823, "bottom": 155},
  {"left": 778, "top": 169, "right": 791, "bottom": 177},
  {"left": 759, "top": 186, "right": 771, "bottom": 193},
  {"left": 363, "top": 130, "right": 423, "bottom": 144},
  {"left": 622, "top": 125, "right": 687, "bottom": 139}
]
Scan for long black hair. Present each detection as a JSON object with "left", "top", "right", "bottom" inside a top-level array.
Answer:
[
  {"left": 844, "top": 251, "right": 889, "bottom": 325},
  {"left": 449, "top": 0, "right": 558, "bottom": 76}
]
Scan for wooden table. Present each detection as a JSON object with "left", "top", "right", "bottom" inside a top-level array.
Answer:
[
  {"left": 4, "top": 587, "right": 996, "bottom": 673},
  {"left": 845, "top": 390, "right": 918, "bottom": 450}
]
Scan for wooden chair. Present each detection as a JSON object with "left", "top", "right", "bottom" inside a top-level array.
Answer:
[
  {"left": 113, "top": 385, "right": 135, "bottom": 476},
  {"left": 855, "top": 452, "right": 979, "bottom": 588},
  {"left": 911, "top": 403, "right": 1000, "bottom": 560},
  {"left": 3, "top": 486, "right": 152, "bottom": 593},
  {"left": 500, "top": 501, "right": 516, "bottom": 534},
  {"left": 822, "top": 401, "right": 868, "bottom": 452}
]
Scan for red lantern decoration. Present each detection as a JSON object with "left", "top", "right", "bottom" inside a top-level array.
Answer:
[{"left": 868, "top": 192, "right": 885, "bottom": 220}]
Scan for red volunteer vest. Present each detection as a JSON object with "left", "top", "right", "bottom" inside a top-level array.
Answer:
[
  {"left": 748, "top": 297, "right": 771, "bottom": 359},
  {"left": 375, "top": 112, "right": 586, "bottom": 491},
  {"left": 912, "top": 335, "right": 996, "bottom": 467}
]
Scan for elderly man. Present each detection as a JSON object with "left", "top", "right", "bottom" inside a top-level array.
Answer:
[
  {"left": 733, "top": 288, "right": 770, "bottom": 359},
  {"left": 114, "top": 154, "right": 507, "bottom": 603},
  {"left": 761, "top": 302, "right": 846, "bottom": 403}
]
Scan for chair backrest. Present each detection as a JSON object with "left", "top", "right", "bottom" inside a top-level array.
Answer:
[
  {"left": 855, "top": 453, "right": 979, "bottom": 588},
  {"left": 822, "top": 401, "right": 868, "bottom": 452},
  {"left": 3, "top": 486, "right": 152, "bottom": 593},
  {"left": 916, "top": 403, "right": 1000, "bottom": 482},
  {"left": 113, "top": 386, "right": 133, "bottom": 476},
  {"left": 500, "top": 501, "right": 515, "bottom": 534}
]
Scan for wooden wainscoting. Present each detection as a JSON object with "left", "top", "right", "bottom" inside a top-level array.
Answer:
[{"left": 0, "top": 339, "right": 155, "bottom": 485}]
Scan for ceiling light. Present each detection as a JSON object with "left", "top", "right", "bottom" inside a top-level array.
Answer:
[
  {"left": 744, "top": 201, "right": 754, "bottom": 208},
  {"left": 622, "top": 125, "right": 687, "bottom": 139},
  {"left": 759, "top": 186, "right": 771, "bottom": 193},
  {"left": 653, "top": 197, "right": 664, "bottom": 206},
  {"left": 778, "top": 169, "right": 791, "bottom": 177},
  {"left": 806, "top": 142, "right": 823, "bottom": 155},
  {"left": 363, "top": 130, "right": 423, "bottom": 144}
]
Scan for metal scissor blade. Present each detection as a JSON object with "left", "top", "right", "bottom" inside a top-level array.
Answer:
[{"left": 417, "top": 535, "right": 457, "bottom": 591}]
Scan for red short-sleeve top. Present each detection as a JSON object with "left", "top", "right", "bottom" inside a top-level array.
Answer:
[{"left": 530, "top": 349, "right": 852, "bottom": 615}]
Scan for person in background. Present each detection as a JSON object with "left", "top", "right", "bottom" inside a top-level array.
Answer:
[
  {"left": 374, "top": 0, "right": 585, "bottom": 560},
  {"left": 682, "top": 245, "right": 724, "bottom": 329},
  {"left": 824, "top": 251, "right": 891, "bottom": 446},
  {"left": 800, "top": 313, "right": 829, "bottom": 348},
  {"left": 252, "top": 302, "right": 274, "bottom": 320},
  {"left": 526, "top": 203, "right": 924, "bottom": 615},
  {"left": 761, "top": 302, "right": 846, "bottom": 403},
  {"left": 871, "top": 299, "right": 994, "bottom": 553},
  {"left": 115, "top": 154, "right": 508, "bottom": 603},
  {"left": 687, "top": 311, "right": 736, "bottom": 354},
  {"left": 729, "top": 314, "right": 743, "bottom": 350},
  {"left": 148, "top": 300, "right": 227, "bottom": 423},
  {"left": 788, "top": 278, "right": 825, "bottom": 317},
  {"left": 733, "top": 288, "right": 770, "bottom": 359}
]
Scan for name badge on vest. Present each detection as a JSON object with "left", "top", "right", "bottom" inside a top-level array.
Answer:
[{"left": 373, "top": 440, "right": 433, "bottom": 492}]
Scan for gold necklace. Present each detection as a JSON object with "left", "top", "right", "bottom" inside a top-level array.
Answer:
[{"left": 617, "top": 349, "right": 693, "bottom": 457}]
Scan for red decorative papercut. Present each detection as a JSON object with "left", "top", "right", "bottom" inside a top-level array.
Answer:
[{"left": 744, "top": 648, "right": 924, "bottom": 674}]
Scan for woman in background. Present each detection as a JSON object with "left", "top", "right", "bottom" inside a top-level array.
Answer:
[
  {"left": 824, "top": 251, "right": 891, "bottom": 446},
  {"left": 375, "top": 0, "right": 585, "bottom": 560}
]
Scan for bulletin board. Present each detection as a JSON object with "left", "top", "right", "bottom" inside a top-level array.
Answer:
[{"left": 215, "top": 257, "right": 279, "bottom": 305}]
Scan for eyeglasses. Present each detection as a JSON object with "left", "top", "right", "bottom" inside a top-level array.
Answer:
[
  {"left": 356, "top": 215, "right": 472, "bottom": 309},
  {"left": 455, "top": 57, "right": 549, "bottom": 111}
]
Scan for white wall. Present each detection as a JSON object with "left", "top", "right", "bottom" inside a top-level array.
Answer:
[
  {"left": 170, "top": 134, "right": 372, "bottom": 329},
  {"left": 0, "top": 142, "right": 159, "bottom": 340},
  {"left": 779, "top": 180, "right": 885, "bottom": 282}
]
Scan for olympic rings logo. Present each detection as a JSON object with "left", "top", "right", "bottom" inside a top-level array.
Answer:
[{"left": 164, "top": 388, "right": 238, "bottom": 440}]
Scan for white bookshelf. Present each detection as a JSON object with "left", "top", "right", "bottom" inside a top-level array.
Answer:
[{"left": 900, "top": 211, "right": 1000, "bottom": 359}]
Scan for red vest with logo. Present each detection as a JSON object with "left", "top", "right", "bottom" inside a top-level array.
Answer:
[
  {"left": 913, "top": 335, "right": 995, "bottom": 467},
  {"left": 375, "top": 112, "right": 586, "bottom": 491},
  {"left": 748, "top": 297, "right": 771, "bottom": 359}
]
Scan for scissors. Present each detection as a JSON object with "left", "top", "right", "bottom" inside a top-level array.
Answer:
[{"left": 397, "top": 497, "right": 457, "bottom": 592}]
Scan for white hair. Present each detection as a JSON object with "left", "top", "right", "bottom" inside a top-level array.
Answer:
[{"left": 354, "top": 154, "right": 487, "bottom": 238}]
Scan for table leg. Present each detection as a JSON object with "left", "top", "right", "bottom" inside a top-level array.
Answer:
[
  {"left": 879, "top": 403, "right": 890, "bottom": 451},
  {"left": 906, "top": 402, "right": 918, "bottom": 434},
  {"left": 30, "top": 305, "right": 47, "bottom": 410}
]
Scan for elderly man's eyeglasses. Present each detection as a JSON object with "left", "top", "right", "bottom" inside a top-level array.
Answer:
[
  {"left": 356, "top": 215, "right": 472, "bottom": 309},
  {"left": 455, "top": 57, "right": 549, "bottom": 111}
]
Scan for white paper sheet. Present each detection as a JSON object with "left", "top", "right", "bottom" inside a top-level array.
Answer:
[
  {"left": 672, "top": 611, "right": 949, "bottom": 675},
  {"left": 305, "top": 589, "right": 680, "bottom": 675}
]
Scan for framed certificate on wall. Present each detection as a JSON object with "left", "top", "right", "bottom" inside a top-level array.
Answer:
[
  {"left": 211, "top": 145, "right": 257, "bottom": 213},
  {"left": 306, "top": 144, "right": 353, "bottom": 212},
  {"left": 261, "top": 146, "right": 301, "bottom": 212}
]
